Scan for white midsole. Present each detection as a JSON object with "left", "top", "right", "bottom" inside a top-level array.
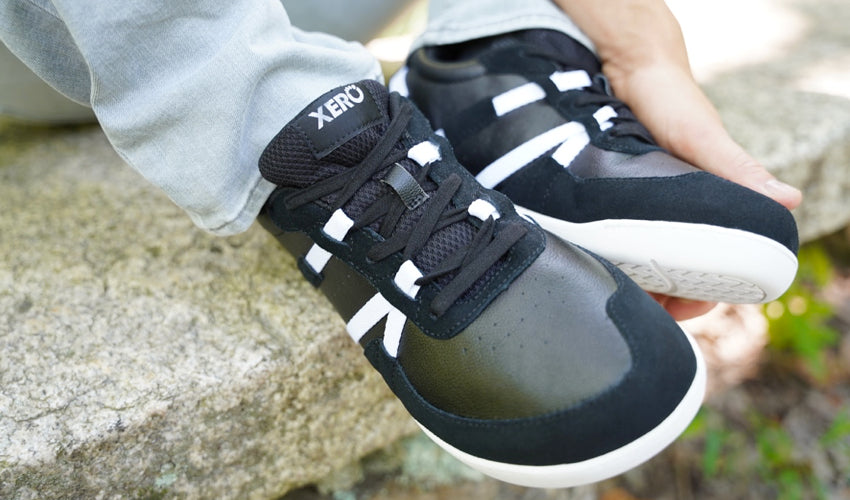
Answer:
[
  {"left": 416, "top": 329, "right": 707, "bottom": 488},
  {"left": 516, "top": 206, "right": 798, "bottom": 303}
]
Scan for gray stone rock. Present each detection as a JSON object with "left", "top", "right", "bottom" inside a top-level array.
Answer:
[
  {"left": 673, "top": 0, "right": 850, "bottom": 242},
  {"left": 712, "top": 83, "right": 850, "bottom": 243},
  {"left": 0, "top": 122, "right": 416, "bottom": 499}
]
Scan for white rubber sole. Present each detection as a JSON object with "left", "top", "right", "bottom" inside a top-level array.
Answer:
[
  {"left": 515, "top": 206, "right": 798, "bottom": 303},
  {"left": 416, "top": 329, "right": 706, "bottom": 488}
]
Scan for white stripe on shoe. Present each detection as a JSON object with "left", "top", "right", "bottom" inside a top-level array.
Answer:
[
  {"left": 323, "top": 208, "right": 355, "bottom": 240},
  {"left": 468, "top": 199, "right": 500, "bottom": 221},
  {"left": 304, "top": 245, "right": 333, "bottom": 275},
  {"left": 346, "top": 260, "right": 423, "bottom": 357},
  {"left": 492, "top": 82, "right": 546, "bottom": 117},
  {"left": 347, "top": 292, "right": 394, "bottom": 342},
  {"left": 476, "top": 122, "right": 586, "bottom": 188},
  {"left": 549, "top": 70, "right": 592, "bottom": 92},
  {"left": 593, "top": 105, "right": 617, "bottom": 131},
  {"left": 303, "top": 209, "right": 354, "bottom": 274},
  {"left": 551, "top": 130, "right": 590, "bottom": 169},
  {"left": 491, "top": 70, "right": 591, "bottom": 118},
  {"left": 394, "top": 260, "right": 424, "bottom": 299},
  {"left": 408, "top": 140, "right": 441, "bottom": 166}
]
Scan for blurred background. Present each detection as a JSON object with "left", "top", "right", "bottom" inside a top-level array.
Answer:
[{"left": 1, "top": 1, "right": 848, "bottom": 499}]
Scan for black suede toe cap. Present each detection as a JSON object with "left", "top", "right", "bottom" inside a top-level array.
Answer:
[{"left": 368, "top": 254, "right": 699, "bottom": 466}]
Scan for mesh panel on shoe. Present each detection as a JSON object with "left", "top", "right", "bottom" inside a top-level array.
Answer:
[
  {"left": 259, "top": 80, "right": 484, "bottom": 279},
  {"left": 260, "top": 80, "right": 390, "bottom": 188}
]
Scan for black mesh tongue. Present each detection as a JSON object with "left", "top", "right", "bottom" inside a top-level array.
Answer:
[
  {"left": 259, "top": 80, "right": 390, "bottom": 188},
  {"left": 259, "top": 79, "right": 512, "bottom": 303}
]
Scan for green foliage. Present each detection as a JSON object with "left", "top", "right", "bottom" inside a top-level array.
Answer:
[
  {"left": 820, "top": 409, "right": 850, "bottom": 481},
  {"left": 821, "top": 409, "right": 850, "bottom": 447},
  {"left": 764, "top": 243, "right": 840, "bottom": 381},
  {"left": 754, "top": 420, "right": 795, "bottom": 473},
  {"left": 683, "top": 409, "right": 743, "bottom": 480},
  {"left": 775, "top": 468, "right": 806, "bottom": 500},
  {"left": 701, "top": 427, "right": 727, "bottom": 478},
  {"left": 676, "top": 237, "right": 848, "bottom": 499},
  {"left": 682, "top": 409, "right": 832, "bottom": 498}
]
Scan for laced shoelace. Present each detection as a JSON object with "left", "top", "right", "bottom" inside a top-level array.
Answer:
[
  {"left": 283, "top": 99, "right": 528, "bottom": 317},
  {"left": 523, "top": 48, "right": 656, "bottom": 144}
]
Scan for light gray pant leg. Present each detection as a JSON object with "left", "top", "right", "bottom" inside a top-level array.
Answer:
[
  {"left": 0, "top": 0, "right": 414, "bottom": 123},
  {"left": 0, "top": 0, "right": 383, "bottom": 235},
  {"left": 283, "top": 0, "right": 415, "bottom": 43},
  {"left": 415, "top": 0, "right": 595, "bottom": 52},
  {"left": 0, "top": 0, "right": 94, "bottom": 122},
  {"left": 0, "top": 42, "right": 94, "bottom": 123}
]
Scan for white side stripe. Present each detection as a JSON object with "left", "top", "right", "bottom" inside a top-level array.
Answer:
[
  {"left": 304, "top": 245, "right": 333, "bottom": 274},
  {"left": 594, "top": 105, "right": 617, "bottom": 131},
  {"left": 490, "top": 71, "right": 590, "bottom": 118},
  {"left": 551, "top": 130, "right": 590, "bottom": 169},
  {"left": 491, "top": 82, "right": 545, "bottom": 116},
  {"left": 346, "top": 292, "right": 393, "bottom": 342},
  {"left": 347, "top": 262, "right": 423, "bottom": 356},
  {"left": 476, "top": 121, "right": 586, "bottom": 188},
  {"left": 385, "top": 261, "right": 423, "bottom": 355},
  {"left": 346, "top": 294, "right": 408, "bottom": 357},
  {"left": 550, "top": 70, "right": 592, "bottom": 91},
  {"left": 408, "top": 141, "right": 441, "bottom": 166},
  {"left": 383, "top": 309, "right": 406, "bottom": 357},
  {"left": 303, "top": 209, "right": 354, "bottom": 274}
]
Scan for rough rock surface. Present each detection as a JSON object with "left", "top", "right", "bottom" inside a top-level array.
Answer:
[{"left": 0, "top": 123, "right": 416, "bottom": 499}]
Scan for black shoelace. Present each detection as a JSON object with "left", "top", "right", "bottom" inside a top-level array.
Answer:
[
  {"left": 283, "top": 99, "right": 528, "bottom": 317},
  {"left": 524, "top": 48, "right": 656, "bottom": 144}
]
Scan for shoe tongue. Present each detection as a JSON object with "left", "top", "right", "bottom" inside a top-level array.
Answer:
[
  {"left": 292, "top": 79, "right": 389, "bottom": 162},
  {"left": 259, "top": 80, "right": 394, "bottom": 189},
  {"left": 473, "top": 29, "right": 601, "bottom": 75}
]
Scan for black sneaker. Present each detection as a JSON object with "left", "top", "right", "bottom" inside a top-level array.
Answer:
[
  {"left": 258, "top": 80, "right": 705, "bottom": 488},
  {"left": 392, "top": 29, "right": 799, "bottom": 304}
]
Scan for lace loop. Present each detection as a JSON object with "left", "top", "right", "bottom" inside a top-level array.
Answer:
[{"left": 521, "top": 48, "right": 656, "bottom": 144}]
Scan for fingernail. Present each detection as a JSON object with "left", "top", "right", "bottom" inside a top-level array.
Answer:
[{"left": 764, "top": 179, "right": 802, "bottom": 198}]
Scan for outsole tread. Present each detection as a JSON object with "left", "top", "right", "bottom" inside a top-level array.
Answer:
[{"left": 615, "top": 261, "right": 767, "bottom": 303}]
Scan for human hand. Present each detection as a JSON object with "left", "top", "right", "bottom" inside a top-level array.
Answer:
[
  {"left": 554, "top": 0, "right": 802, "bottom": 320},
  {"left": 615, "top": 63, "right": 802, "bottom": 319},
  {"left": 646, "top": 293, "right": 715, "bottom": 321},
  {"left": 556, "top": 0, "right": 802, "bottom": 210},
  {"left": 604, "top": 63, "right": 803, "bottom": 211}
]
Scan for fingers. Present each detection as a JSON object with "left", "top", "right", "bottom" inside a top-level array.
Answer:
[
  {"left": 707, "top": 138, "right": 803, "bottom": 211},
  {"left": 656, "top": 71, "right": 803, "bottom": 210},
  {"left": 557, "top": 0, "right": 802, "bottom": 210},
  {"left": 648, "top": 292, "right": 717, "bottom": 321},
  {"left": 609, "top": 63, "right": 803, "bottom": 210}
]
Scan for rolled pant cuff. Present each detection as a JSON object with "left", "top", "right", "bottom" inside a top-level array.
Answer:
[{"left": 413, "top": 0, "right": 595, "bottom": 54}]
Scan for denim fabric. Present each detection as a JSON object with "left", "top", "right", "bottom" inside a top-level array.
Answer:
[
  {"left": 417, "top": 0, "right": 593, "bottom": 52},
  {"left": 0, "top": 0, "right": 590, "bottom": 235}
]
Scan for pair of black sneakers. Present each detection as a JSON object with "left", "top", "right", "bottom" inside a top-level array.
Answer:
[{"left": 257, "top": 30, "right": 798, "bottom": 488}]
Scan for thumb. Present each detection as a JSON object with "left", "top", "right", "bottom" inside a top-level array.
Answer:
[
  {"left": 674, "top": 117, "right": 803, "bottom": 211},
  {"left": 613, "top": 64, "right": 802, "bottom": 210}
]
